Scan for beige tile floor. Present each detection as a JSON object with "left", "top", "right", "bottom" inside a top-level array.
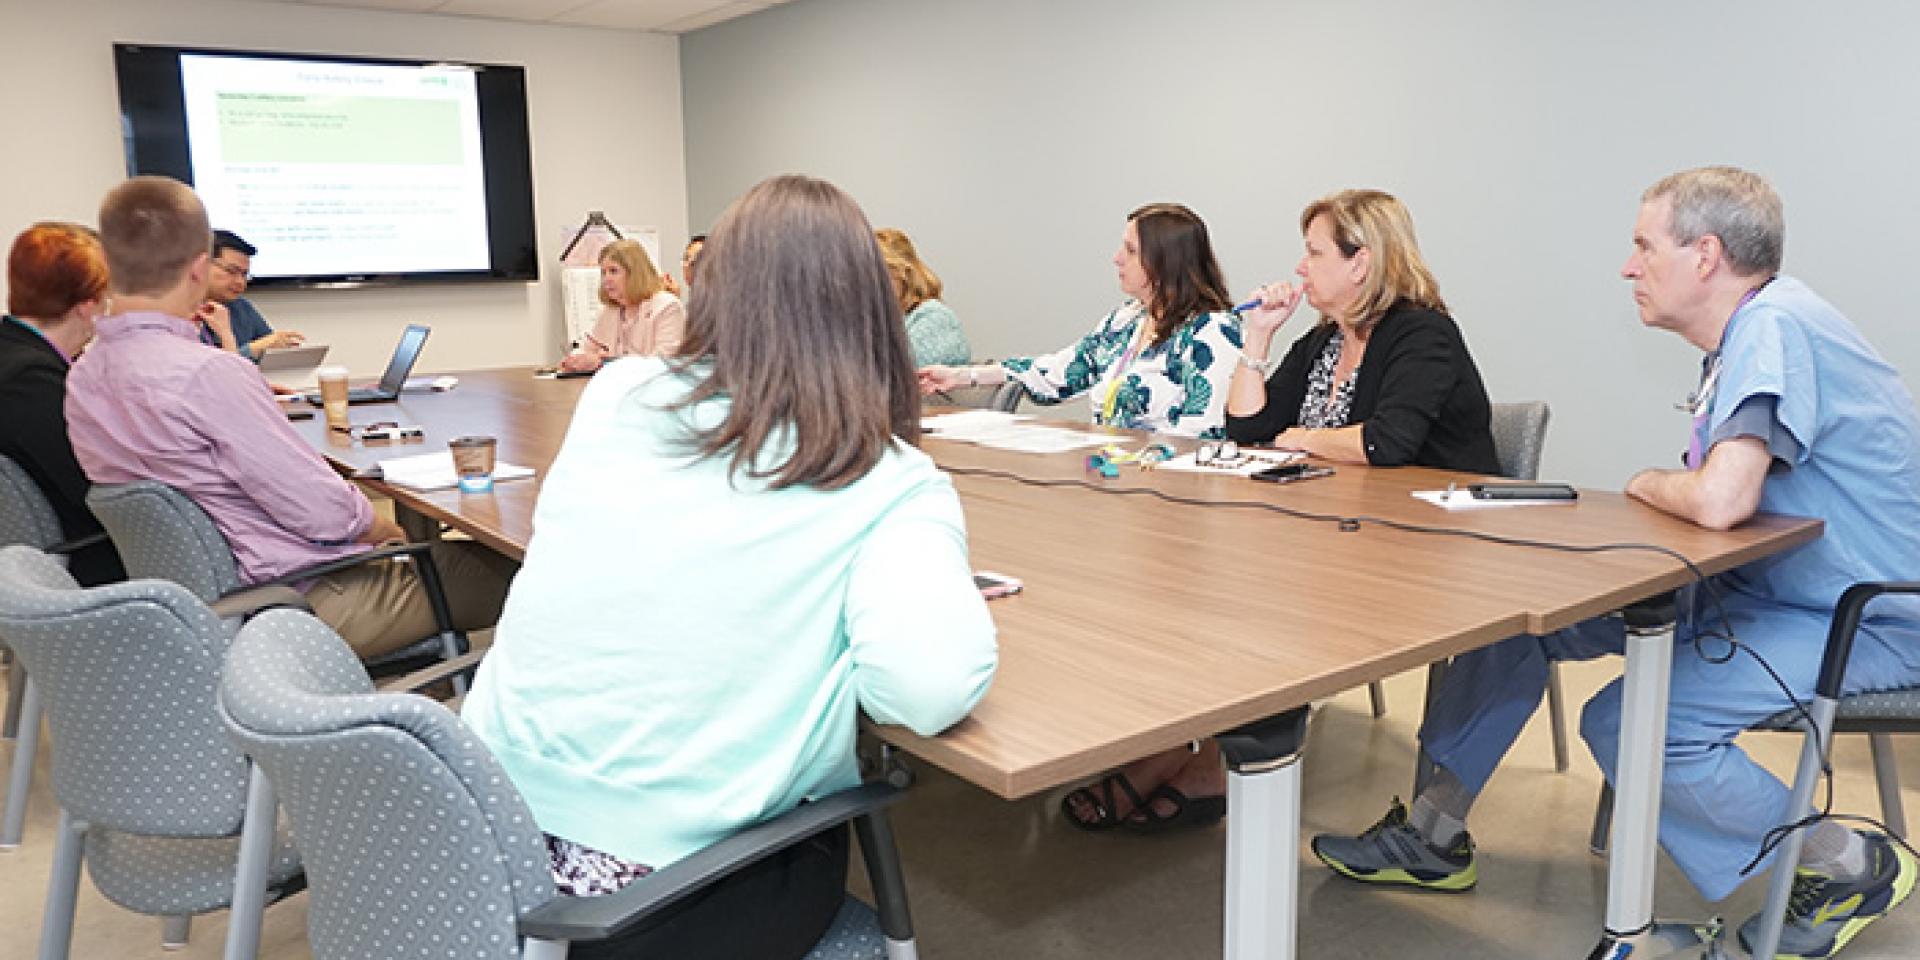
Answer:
[{"left": 2, "top": 656, "right": 1915, "bottom": 958}]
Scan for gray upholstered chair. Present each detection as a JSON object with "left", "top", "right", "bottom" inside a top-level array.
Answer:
[
  {"left": 1371, "top": 402, "right": 1573, "bottom": 775},
  {"left": 0, "top": 453, "right": 113, "bottom": 849},
  {"left": 0, "top": 545, "right": 300, "bottom": 960},
  {"left": 927, "top": 378, "right": 1023, "bottom": 413},
  {"left": 86, "top": 480, "right": 468, "bottom": 684},
  {"left": 218, "top": 607, "right": 919, "bottom": 960}
]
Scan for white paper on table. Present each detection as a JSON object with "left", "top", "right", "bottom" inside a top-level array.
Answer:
[
  {"left": 1411, "top": 489, "right": 1578, "bottom": 510},
  {"left": 922, "top": 411, "right": 1111, "bottom": 452},
  {"left": 375, "top": 451, "right": 536, "bottom": 491},
  {"left": 977, "top": 427, "right": 1115, "bottom": 453},
  {"left": 1156, "top": 448, "right": 1305, "bottom": 476}
]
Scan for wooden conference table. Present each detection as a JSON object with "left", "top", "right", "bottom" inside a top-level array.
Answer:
[{"left": 288, "top": 367, "right": 1821, "bottom": 959}]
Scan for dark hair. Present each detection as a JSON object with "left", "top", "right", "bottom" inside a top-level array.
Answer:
[
  {"left": 8, "top": 222, "right": 108, "bottom": 318},
  {"left": 1130, "top": 203, "right": 1231, "bottom": 343},
  {"left": 212, "top": 229, "right": 257, "bottom": 259},
  {"left": 688, "top": 234, "right": 708, "bottom": 247},
  {"left": 98, "top": 176, "right": 210, "bottom": 297},
  {"left": 674, "top": 175, "right": 920, "bottom": 491}
]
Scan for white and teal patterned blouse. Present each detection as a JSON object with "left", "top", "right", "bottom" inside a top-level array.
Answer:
[{"left": 1000, "top": 300, "right": 1244, "bottom": 439}]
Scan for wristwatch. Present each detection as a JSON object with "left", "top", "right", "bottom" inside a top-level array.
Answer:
[{"left": 1242, "top": 354, "right": 1278, "bottom": 377}]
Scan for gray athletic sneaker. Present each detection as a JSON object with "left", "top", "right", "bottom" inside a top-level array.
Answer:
[
  {"left": 1310, "top": 798, "right": 1476, "bottom": 892},
  {"left": 1737, "top": 831, "right": 1917, "bottom": 958}
]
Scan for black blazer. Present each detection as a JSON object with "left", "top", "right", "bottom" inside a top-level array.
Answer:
[
  {"left": 1226, "top": 301, "right": 1500, "bottom": 475},
  {"left": 0, "top": 317, "right": 123, "bottom": 586}
]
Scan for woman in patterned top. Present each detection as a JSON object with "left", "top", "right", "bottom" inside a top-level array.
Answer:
[
  {"left": 1224, "top": 189, "right": 1498, "bottom": 474},
  {"left": 877, "top": 227, "right": 970, "bottom": 366},
  {"left": 1056, "top": 192, "right": 1497, "bottom": 834},
  {"left": 917, "top": 203, "right": 1243, "bottom": 438}
]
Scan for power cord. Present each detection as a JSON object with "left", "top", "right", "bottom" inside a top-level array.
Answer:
[{"left": 942, "top": 463, "right": 1906, "bottom": 873}]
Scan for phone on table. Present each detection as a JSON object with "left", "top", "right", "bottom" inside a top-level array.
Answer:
[
  {"left": 285, "top": 409, "right": 315, "bottom": 421},
  {"left": 1250, "top": 463, "right": 1334, "bottom": 484},
  {"left": 973, "top": 571, "right": 1024, "bottom": 599},
  {"left": 1468, "top": 482, "right": 1578, "bottom": 501}
]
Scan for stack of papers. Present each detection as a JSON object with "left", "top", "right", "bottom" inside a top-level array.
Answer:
[
  {"left": 922, "top": 411, "right": 1114, "bottom": 454},
  {"left": 376, "top": 451, "right": 536, "bottom": 491},
  {"left": 1155, "top": 448, "right": 1304, "bottom": 476}
]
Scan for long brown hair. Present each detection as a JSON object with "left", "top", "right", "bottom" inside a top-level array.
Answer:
[
  {"left": 673, "top": 175, "right": 920, "bottom": 491},
  {"left": 1131, "top": 203, "right": 1231, "bottom": 343}
]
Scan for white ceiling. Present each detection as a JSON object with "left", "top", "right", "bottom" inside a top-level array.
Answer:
[{"left": 231, "top": 0, "right": 795, "bottom": 34}]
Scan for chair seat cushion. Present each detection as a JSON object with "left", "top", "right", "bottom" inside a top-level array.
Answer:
[
  {"left": 801, "top": 897, "right": 887, "bottom": 960},
  {"left": 86, "top": 822, "right": 302, "bottom": 915},
  {"left": 1755, "top": 687, "right": 1920, "bottom": 730}
]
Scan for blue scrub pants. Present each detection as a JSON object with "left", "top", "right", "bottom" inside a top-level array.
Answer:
[{"left": 1418, "top": 596, "right": 1920, "bottom": 902}]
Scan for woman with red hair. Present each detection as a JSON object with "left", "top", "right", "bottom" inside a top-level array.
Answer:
[{"left": 1, "top": 222, "right": 123, "bottom": 584}]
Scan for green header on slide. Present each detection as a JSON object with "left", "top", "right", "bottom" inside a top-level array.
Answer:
[{"left": 216, "top": 93, "right": 465, "bottom": 165}]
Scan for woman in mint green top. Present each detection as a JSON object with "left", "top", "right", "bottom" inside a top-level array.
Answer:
[
  {"left": 879, "top": 227, "right": 971, "bottom": 365},
  {"left": 463, "top": 177, "right": 998, "bottom": 957}
]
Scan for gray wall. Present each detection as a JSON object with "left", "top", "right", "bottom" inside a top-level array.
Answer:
[{"left": 684, "top": 0, "right": 1920, "bottom": 487}]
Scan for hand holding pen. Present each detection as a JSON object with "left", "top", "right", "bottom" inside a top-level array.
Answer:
[{"left": 1234, "top": 281, "right": 1306, "bottom": 342}]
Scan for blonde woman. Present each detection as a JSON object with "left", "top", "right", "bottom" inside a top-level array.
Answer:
[
  {"left": 877, "top": 228, "right": 968, "bottom": 366},
  {"left": 1226, "top": 189, "right": 1498, "bottom": 473},
  {"left": 561, "top": 239, "right": 685, "bottom": 374}
]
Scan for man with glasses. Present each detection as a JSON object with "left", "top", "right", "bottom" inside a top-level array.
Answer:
[{"left": 196, "top": 228, "right": 304, "bottom": 361}]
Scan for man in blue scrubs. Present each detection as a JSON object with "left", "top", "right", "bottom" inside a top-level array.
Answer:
[
  {"left": 197, "top": 229, "right": 304, "bottom": 361},
  {"left": 1314, "top": 167, "right": 1920, "bottom": 958}
]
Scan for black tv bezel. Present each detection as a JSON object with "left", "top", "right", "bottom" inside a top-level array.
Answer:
[{"left": 112, "top": 42, "right": 539, "bottom": 289}]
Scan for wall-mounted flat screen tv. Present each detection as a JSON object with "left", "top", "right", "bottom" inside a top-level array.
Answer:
[{"left": 114, "top": 43, "right": 538, "bottom": 288}]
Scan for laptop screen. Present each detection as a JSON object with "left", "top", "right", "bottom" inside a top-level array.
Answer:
[{"left": 376, "top": 325, "right": 431, "bottom": 393}]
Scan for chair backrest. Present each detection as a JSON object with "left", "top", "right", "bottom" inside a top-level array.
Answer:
[
  {"left": 990, "top": 381, "right": 1024, "bottom": 413},
  {"left": 87, "top": 481, "right": 243, "bottom": 603},
  {"left": 1489, "top": 401, "right": 1551, "bottom": 481},
  {"left": 0, "top": 545, "right": 250, "bottom": 835},
  {"left": 220, "top": 609, "right": 557, "bottom": 960},
  {"left": 0, "top": 453, "right": 65, "bottom": 550}
]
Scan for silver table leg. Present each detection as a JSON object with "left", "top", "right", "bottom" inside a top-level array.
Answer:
[{"left": 1220, "top": 708, "right": 1310, "bottom": 960}]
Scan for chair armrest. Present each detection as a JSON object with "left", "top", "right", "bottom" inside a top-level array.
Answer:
[
  {"left": 252, "top": 541, "right": 436, "bottom": 589},
  {"left": 517, "top": 781, "right": 907, "bottom": 943},
  {"left": 209, "top": 584, "right": 312, "bottom": 620},
  {"left": 374, "top": 648, "right": 485, "bottom": 694},
  {"left": 1815, "top": 581, "right": 1920, "bottom": 700},
  {"left": 47, "top": 531, "right": 109, "bottom": 556}
]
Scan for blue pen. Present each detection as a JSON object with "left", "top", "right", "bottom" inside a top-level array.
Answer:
[{"left": 1234, "top": 297, "right": 1264, "bottom": 314}]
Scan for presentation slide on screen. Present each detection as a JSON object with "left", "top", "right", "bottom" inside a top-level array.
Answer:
[{"left": 180, "top": 54, "right": 491, "bottom": 278}]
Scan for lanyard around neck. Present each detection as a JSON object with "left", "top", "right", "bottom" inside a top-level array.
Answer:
[{"left": 1099, "top": 319, "right": 1154, "bottom": 425}]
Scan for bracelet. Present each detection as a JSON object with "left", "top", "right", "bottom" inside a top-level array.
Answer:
[{"left": 1241, "top": 354, "right": 1277, "bottom": 377}]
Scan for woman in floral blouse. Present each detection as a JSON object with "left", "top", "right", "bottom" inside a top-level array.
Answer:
[{"left": 917, "top": 203, "right": 1243, "bottom": 439}]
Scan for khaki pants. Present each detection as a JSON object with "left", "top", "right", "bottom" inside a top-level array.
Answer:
[{"left": 304, "top": 541, "right": 517, "bottom": 660}]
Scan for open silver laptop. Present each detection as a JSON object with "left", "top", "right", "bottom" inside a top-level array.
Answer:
[{"left": 257, "top": 344, "right": 329, "bottom": 372}]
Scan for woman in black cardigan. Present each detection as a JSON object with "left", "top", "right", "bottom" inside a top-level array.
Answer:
[
  {"left": 1058, "top": 190, "right": 1501, "bottom": 833},
  {"left": 1225, "top": 189, "right": 1498, "bottom": 475}
]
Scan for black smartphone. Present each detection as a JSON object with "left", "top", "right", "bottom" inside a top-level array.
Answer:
[
  {"left": 1468, "top": 482, "right": 1578, "bottom": 501},
  {"left": 1251, "top": 463, "right": 1333, "bottom": 483},
  {"left": 285, "top": 409, "right": 315, "bottom": 421}
]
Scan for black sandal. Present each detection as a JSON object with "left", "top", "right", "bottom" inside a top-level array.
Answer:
[
  {"left": 1123, "top": 784, "right": 1227, "bottom": 833},
  {"left": 1061, "top": 772, "right": 1150, "bottom": 831}
]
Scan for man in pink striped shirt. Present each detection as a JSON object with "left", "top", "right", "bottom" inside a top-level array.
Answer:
[{"left": 65, "top": 177, "right": 513, "bottom": 658}]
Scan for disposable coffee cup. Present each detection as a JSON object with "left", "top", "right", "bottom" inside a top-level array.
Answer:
[
  {"left": 316, "top": 366, "right": 351, "bottom": 430},
  {"left": 449, "top": 436, "right": 497, "bottom": 493}
]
